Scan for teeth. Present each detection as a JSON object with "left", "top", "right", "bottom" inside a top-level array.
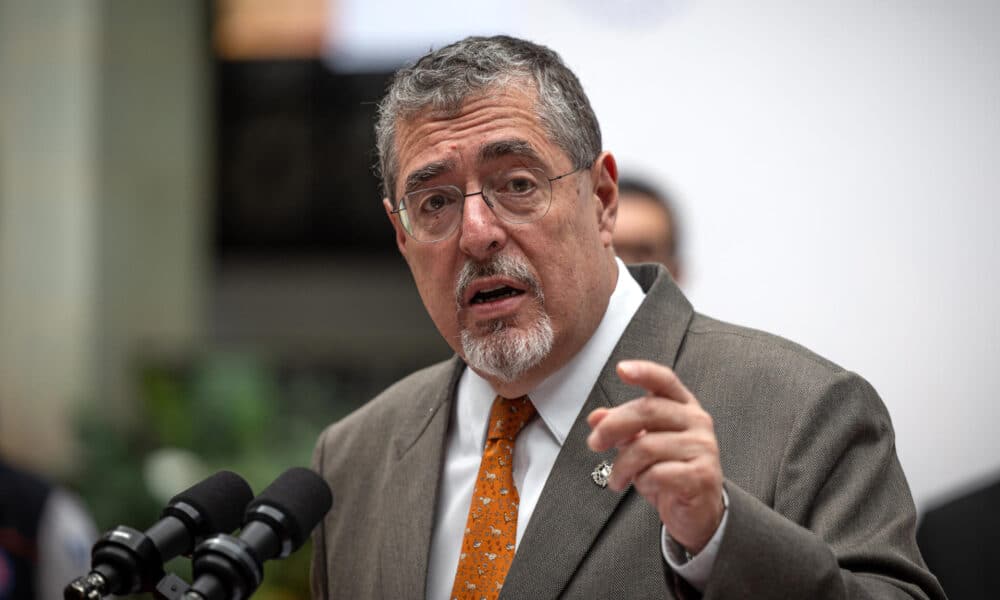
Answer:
[{"left": 470, "top": 286, "right": 522, "bottom": 304}]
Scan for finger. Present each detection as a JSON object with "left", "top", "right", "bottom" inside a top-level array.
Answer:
[
  {"left": 587, "top": 407, "right": 610, "bottom": 429},
  {"left": 608, "top": 432, "right": 678, "bottom": 492},
  {"left": 586, "top": 408, "right": 611, "bottom": 451},
  {"left": 607, "top": 429, "right": 716, "bottom": 491},
  {"left": 633, "top": 459, "right": 725, "bottom": 553},
  {"left": 587, "top": 396, "right": 693, "bottom": 452},
  {"left": 617, "top": 360, "right": 697, "bottom": 405},
  {"left": 631, "top": 459, "right": 722, "bottom": 514},
  {"left": 630, "top": 460, "right": 693, "bottom": 500}
]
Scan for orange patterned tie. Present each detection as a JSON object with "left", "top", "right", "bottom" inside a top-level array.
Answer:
[{"left": 450, "top": 395, "right": 537, "bottom": 600}]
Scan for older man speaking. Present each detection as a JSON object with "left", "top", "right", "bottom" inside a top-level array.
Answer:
[{"left": 311, "top": 36, "right": 943, "bottom": 600}]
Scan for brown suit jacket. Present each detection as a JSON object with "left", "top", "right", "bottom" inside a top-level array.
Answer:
[{"left": 311, "top": 264, "right": 944, "bottom": 599}]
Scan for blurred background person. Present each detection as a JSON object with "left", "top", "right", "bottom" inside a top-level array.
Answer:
[
  {"left": 916, "top": 476, "right": 1000, "bottom": 600},
  {"left": 613, "top": 176, "right": 684, "bottom": 284},
  {"left": 0, "top": 456, "right": 97, "bottom": 600}
]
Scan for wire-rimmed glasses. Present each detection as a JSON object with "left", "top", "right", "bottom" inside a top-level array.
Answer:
[{"left": 390, "top": 166, "right": 584, "bottom": 243}]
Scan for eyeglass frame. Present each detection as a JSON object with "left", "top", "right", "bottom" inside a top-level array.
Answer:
[{"left": 389, "top": 164, "right": 589, "bottom": 243}]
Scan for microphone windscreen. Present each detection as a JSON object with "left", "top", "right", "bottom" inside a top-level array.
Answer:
[
  {"left": 168, "top": 470, "right": 254, "bottom": 534},
  {"left": 247, "top": 467, "right": 333, "bottom": 550}
]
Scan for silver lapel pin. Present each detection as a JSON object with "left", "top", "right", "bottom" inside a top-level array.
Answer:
[{"left": 591, "top": 460, "right": 613, "bottom": 488}]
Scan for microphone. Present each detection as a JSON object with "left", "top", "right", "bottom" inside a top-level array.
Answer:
[
  {"left": 65, "top": 470, "right": 254, "bottom": 599},
  {"left": 182, "top": 467, "right": 333, "bottom": 600}
]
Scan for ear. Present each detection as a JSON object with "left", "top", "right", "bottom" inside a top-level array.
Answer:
[
  {"left": 591, "top": 151, "right": 619, "bottom": 248},
  {"left": 383, "top": 197, "right": 410, "bottom": 260}
]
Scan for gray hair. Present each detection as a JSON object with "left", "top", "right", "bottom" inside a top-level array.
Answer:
[{"left": 375, "top": 35, "right": 602, "bottom": 200}]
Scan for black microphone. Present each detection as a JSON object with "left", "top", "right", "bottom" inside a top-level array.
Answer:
[
  {"left": 182, "top": 467, "right": 333, "bottom": 600},
  {"left": 65, "top": 470, "right": 254, "bottom": 599}
]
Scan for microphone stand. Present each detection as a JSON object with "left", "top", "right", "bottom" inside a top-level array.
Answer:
[{"left": 153, "top": 573, "right": 194, "bottom": 600}]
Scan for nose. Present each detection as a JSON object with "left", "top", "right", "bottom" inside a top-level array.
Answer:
[{"left": 457, "top": 191, "right": 508, "bottom": 260}]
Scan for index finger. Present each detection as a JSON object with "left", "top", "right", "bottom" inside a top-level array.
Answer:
[{"left": 617, "top": 360, "right": 697, "bottom": 405}]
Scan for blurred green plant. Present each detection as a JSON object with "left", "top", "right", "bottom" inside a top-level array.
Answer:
[{"left": 74, "top": 352, "right": 382, "bottom": 599}]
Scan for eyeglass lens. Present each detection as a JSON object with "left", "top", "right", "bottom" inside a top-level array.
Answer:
[{"left": 400, "top": 168, "right": 552, "bottom": 242}]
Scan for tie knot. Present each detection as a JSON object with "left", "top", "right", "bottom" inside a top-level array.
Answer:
[{"left": 486, "top": 395, "right": 536, "bottom": 441}]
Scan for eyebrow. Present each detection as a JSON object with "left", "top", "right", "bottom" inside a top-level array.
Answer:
[
  {"left": 400, "top": 139, "right": 545, "bottom": 196},
  {"left": 478, "top": 139, "right": 544, "bottom": 165},
  {"left": 402, "top": 159, "right": 456, "bottom": 195}
]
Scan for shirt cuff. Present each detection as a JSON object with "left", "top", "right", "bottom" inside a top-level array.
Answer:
[{"left": 660, "top": 488, "right": 730, "bottom": 593}]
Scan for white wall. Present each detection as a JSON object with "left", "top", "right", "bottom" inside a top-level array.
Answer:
[{"left": 328, "top": 0, "right": 1000, "bottom": 510}]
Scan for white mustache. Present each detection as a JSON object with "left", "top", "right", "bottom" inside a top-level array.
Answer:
[{"left": 455, "top": 254, "right": 543, "bottom": 307}]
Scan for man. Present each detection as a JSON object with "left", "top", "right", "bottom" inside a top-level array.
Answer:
[
  {"left": 311, "top": 36, "right": 943, "bottom": 599},
  {"left": 613, "top": 177, "right": 684, "bottom": 283}
]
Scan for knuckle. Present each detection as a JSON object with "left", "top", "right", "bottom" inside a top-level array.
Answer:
[
  {"left": 690, "top": 461, "right": 711, "bottom": 481},
  {"left": 636, "top": 435, "right": 663, "bottom": 460},
  {"left": 652, "top": 461, "right": 676, "bottom": 483},
  {"left": 690, "top": 433, "right": 717, "bottom": 458},
  {"left": 688, "top": 406, "right": 713, "bottom": 430},
  {"left": 691, "top": 459, "right": 721, "bottom": 488},
  {"left": 674, "top": 472, "right": 697, "bottom": 500},
  {"left": 636, "top": 466, "right": 665, "bottom": 496},
  {"left": 630, "top": 437, "right": 654, "bottom": 466},
  {"left": 635, "top": 395, "right": 659, "bottom": 418}
]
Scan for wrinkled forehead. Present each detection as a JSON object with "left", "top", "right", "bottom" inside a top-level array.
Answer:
[
  {"left": 391, "top": 87, "right": 566, "bottom": 196},
  {"left": 399, "top": 139, "right": 548, "bottom": 196}
]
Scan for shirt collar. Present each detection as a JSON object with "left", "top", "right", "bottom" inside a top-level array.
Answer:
[{"left": 456, "top": 257, "right": 646, "bottom": 446}]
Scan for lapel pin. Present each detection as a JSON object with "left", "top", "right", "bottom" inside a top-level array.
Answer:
[{"left": 591, "top": 460, "right": 613, "bottom": 488}]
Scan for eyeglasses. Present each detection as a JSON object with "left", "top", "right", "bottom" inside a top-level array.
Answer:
[{"left": 390, "top": 166, "right": 585, "bottom": 243}]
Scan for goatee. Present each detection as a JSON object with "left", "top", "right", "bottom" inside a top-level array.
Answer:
[{"left": 456, "top": 254, "right": 554, "bottom": 383}]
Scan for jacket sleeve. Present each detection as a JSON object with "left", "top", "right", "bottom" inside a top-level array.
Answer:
[
  {"left": 310, "top": 426, "right": 330, "bottom": 600},
  {"left": 701, "top": 371, "right": 945, "bottom": 599}
]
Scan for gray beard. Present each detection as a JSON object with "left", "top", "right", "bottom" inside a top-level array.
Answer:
[
  {"left": 456, "top": 254, "right": 554, "bottom": 383},
  {"left": 460, "top": 309, "right": 554, "bottom": 383}
]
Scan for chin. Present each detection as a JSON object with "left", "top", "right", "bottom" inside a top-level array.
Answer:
[{"left": 460, "top": 312, "right": 554, "bottom": 384}]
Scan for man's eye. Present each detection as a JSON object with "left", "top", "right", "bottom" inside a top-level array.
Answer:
[
  {"left": 419, "top": 193, "right": 453, "bottom": 213},
  {"left": 500, "top": 176, "right": 537, "bottom": 195}
]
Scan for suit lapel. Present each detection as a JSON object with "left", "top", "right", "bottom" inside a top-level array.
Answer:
[
  {"left": 500, "top": 265, "right": 694, "bottom": 600},
  {"left": 499, "top": 372, "right": 628, "bottom": 600},
  {"left": 377, "top": 357, "right": 464, "bottom": 599}
]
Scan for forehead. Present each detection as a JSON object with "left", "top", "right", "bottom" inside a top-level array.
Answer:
[
  {"left": 393, "top": 88, "right": 566, "bottom": 196},
  {"left": 618, "top": 188, "right": 670, "bottom": 218},
  {"left": 619, "top": 192, "right": 671, "bottom": 223}
]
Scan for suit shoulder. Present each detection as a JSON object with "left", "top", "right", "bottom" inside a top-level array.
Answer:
[
  {"left": 313, "top": 358, "right": 457, "bottom": 464},
  {"left": 680, "top": 313, "right": 887, "bottom": 423},
  {"left": 686, "top": 313, "right": 847, "bottom": 376}
]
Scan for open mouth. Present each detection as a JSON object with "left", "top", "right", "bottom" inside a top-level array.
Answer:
[{"left": 470, "top": 285, "right": 526, "bottom": 304}]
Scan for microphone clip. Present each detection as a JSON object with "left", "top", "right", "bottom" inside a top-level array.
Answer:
[{"left": 65, "top": 525, "right": 164, "bottom": 598}]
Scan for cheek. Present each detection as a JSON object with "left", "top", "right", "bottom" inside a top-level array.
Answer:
[
  {"left": 534, "top": 211, "right": 608, "bottom": 305},
  {"left": 413, "top": 258, "right": 449, "bottom": 301},
  {"left": 409, "top": 251, "right": 460, "bottom": 327}
]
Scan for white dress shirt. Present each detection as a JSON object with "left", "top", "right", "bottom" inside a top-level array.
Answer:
[{"left": 425, "top": 258, "right": 725, "bottom": 598}]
